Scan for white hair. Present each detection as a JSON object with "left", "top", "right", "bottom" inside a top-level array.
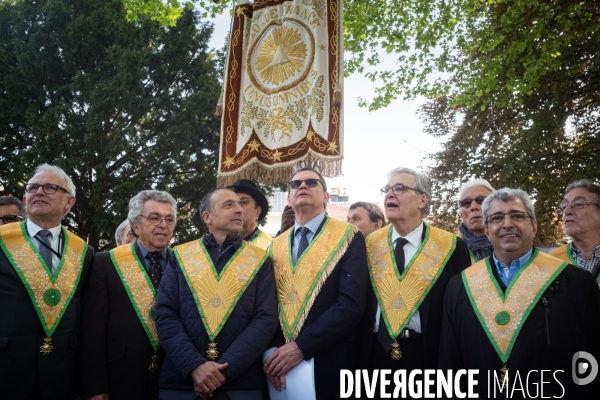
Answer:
[
  {"left": 128, "top": 190, "right": 178, "bottom": 229},
  {"left": 457, "top": 179, "right": 495, "bottom": 207},
  {"left": 31, "top": 164, "right": 76, "bottom": 196},
  {"left": 114, "top": 219, "right": 130, "bottom": 247}
]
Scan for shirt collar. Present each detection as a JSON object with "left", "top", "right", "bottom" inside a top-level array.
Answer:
[
  {"left": 493, "top": 247, "right": 534, "bottom": 270},
  {"left": 391, "top": 221, "right": 424, "bottom": 248},
  {"left": 136, "top": 240, "right": 168, "bottom": 260},
  {"left": 26, "top": 219, "right": 62, "bottom": 240},
  {"left": 294, "top": 213, "right": 326, "bottom": 236}
]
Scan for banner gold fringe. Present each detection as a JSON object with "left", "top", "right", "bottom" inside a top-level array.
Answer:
[{"left": 216, "top": 156, "right": 343, "bottom": 187}]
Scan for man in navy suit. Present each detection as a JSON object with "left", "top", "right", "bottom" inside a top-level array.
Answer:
[{"left": 264, "top": 167, "right": 369, "bottom": 400}]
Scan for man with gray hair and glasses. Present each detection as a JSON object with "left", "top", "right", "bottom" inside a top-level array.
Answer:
[
  {"left": 361, "top": 167, "right": 470, "bottom": 397},
  {"left": 550, "top": 180, "right": 600, "bottom": 278},
  {"left": 0, "top": 196, "right": 26, "bottom": 226},
  {"left": 440, "top": 188, "right": 600, "bottom": 397},
  {"left": 80, "top": 190, "right": 177, "bottom": 400},
  {"left": 0, "top": 163, "right": 95, "bottom": 399},
  {"left": 457, "top": 179, "right": 495, "bottom": 263}
]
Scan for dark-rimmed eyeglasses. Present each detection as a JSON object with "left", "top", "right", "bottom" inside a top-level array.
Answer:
[
  {"left": 486, "top": 211, "right": 531, "bottom": 224},
  {"left": 289, "top": 179, "right": 321, "bottom": 189},
  {"left": 459, "top": 196, "right": 487, "bottom": 208},
  {"left": 25, "top": 183, "right": 70, "bottom": 195},
  {"left": 141, "top": 214, "right": 175, "bottom": 226},
  {"left": 380, "top": 183, "right": 423, "bottom": 196},
  {"left": 0, "top": 215, "right": 24, "bottom": 224},
  {"left": 557, "top": 200, "right": 600, "bottom": 213}
]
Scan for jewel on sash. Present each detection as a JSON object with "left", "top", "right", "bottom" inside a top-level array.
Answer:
[
  {"left": 40, "top": 337, "right": 53, "bottom": 355},
  {"left": 391, "top": 341, "right": 402, "bottom": 360},
  {"left": 500, "top": 365, "right": 510, "bottom": 389},
  {"left": 149, "top": 353, "right": 159, "bottom": 372},
  {"left": 206, "top": 342, "right": 219, "bottom": 360}
]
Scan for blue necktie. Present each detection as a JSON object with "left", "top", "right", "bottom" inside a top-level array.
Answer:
[{"left": 296, "top": 227, "right": 309, "bottom": 261}]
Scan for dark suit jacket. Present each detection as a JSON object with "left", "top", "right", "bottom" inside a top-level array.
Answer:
[
  {"left": 358, "top": 223, "right": 471, "bottom": 370},
  {"left": 0, "top": 229, "right": 94, "bottom": 400},
  {"left": 79, "top": 243, "right": 168, "bottom": 400},
  {"left": 270, "top": 222, "right": 369, "bottom": 400}
]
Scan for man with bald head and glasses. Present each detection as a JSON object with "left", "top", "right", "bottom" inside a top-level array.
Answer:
[
  {"left": 80, "top": 190, "right": 177, "bottom": 400},
  {"left": 0, "top": 164, "right": 95, "bottom": 399},
  {"left": 0, "top": 196, "right": 26, "bottom": 226},
  {"left": 457, "top": 179, "right": 495, "bottom": 263},
  {"left": 264, "top": 167, "right": 369, "bottom": 399},
  {"left": 358, "top": 167, "right": 470, "bottom": 398},
  {"left": 550, "top": 180, "right": 600, "bottom": 279},
  {"left": 440, "top": 188, "right": 600, "bottom": 397}
]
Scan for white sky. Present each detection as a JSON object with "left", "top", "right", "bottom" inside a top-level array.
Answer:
[{"left": 208, "top": 9, "right": 441, "bottom": 204}]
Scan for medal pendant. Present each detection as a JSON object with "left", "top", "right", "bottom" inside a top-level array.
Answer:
[
  {"left": 499, "top": 365, "right": 510, "bottom": 389},
  {"left": 40, "top": 337, "right": 53, "bottom": 355},
  {"left": 390, "top": 341, "right": 402, "bottom": 360},
  {"left": 206, "top": 342, "right": 219, "bottom": 360},
  {"left": 149, "top": 354, "right": 159, "bottom": 372}
]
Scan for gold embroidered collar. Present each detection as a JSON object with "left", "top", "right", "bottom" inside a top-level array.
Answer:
[
  {"left": 0, "top": 221, "right": 87, "bottom": 337},
  {"left": 462, "top": 250, "right": 567, "bottom": 362},
  {"left": 271, "top": 216, "right": 357, "bottom": 342},
  {"left": 366, "top": 223, "right": 456, "bottom": 339},
  {"left": 175, "top": 239, "right": 267, "bottom": 340},
  {"left": 110, "top": 243, "right": 161, "bottom": 351},
  {"left": 251, "top": 229, "right": 273, "bottom": 250}
]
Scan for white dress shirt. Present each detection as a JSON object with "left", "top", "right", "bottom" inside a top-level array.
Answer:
[{"left": 374, "top": 222, "right": 424, "bottom": 333}]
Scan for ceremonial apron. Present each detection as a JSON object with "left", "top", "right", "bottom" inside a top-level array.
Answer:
[
  {"left": 110, "top": 243, "right": 163, "bottom": 370},
  {"left": 175, "top": 240, "right": 267, "bottom": 359},
  {"left": 251, "top": 229, "right": 273, "bottom": 251},
  {"left": 366, "top": 224, "right": 456, "bottom": 359},
  {"left": 462, "top": 250, "right": 567, "bottom": 384},
  {"left": 271, "top": 217, "right": 357, "bottom": 342},
  {"left": 0, "top": 222, "right": 87, "bottom": 354}
]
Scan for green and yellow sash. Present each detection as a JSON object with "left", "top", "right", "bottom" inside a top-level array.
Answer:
[
  {"left": 549, "top": 243, "right": 575, "bottom": 265},
  {"left": 175, "top": 240, "right": 267, "bottom": 340},
  {"left": 251, "top": 229, "right": 273, "bottom": 251},
  {"left": 366, "top": 224, "right": 456, "bottom": 339},
  {"left": 271, "top": 217, "right": 357, "bottom": 342},
  {"left": 462, "top": 250, "right": 567, "bottom": 363},
  {"left": 110, "top": 243, "right": 160, "bottom": 352},
  {"left": 0, "top": 222, "right": 87, "bottom": 337}
]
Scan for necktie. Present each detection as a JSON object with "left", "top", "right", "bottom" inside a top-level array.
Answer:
[
  {"left": 36, "top": 230, "right": 54, "bottom": 273},
  {"left": 296, "top": 227, "right": 309, "bottom": 261},
  {"left": 146, "top": 252, "right": 163, "bottom": 290},
  {"left": 378, "top": 237, "right": 409, "bottom": 351}
]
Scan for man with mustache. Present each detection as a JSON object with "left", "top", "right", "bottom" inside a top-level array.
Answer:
[
  {"left": 360, "top": 167, "right": 470, "bottom": 398},
  {"left": 156, "top": 188, "right": 277, "bottom": 400},
  {"left": 228, "top": 179, "right": 272, "bottom": 250},
  {"left": 456, "top": 179, "right": 495, "bottom": 263},
  {"left": 0, "top": 164, "right": 95, "bottom": 399},
  {"left": 550, "top": 180, "right": 600, "bottom": 278},
  {"left": 440, "top": 188, "right": 600, "bottom": 397},
  {"left": 80, "top": 190, "right": 177, "bottom": 400}
]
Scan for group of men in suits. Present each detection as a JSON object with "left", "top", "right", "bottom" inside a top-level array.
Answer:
[{"left": 1, "top": 162, "right": 599, "bottom": 399}]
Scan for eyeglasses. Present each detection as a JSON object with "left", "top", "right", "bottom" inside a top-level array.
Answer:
[
  {"left": 25, "top": 183, "right": 70, "bottom": 195},
  {"left": 459, "top": 196, "right": 487, "bottom": 208},
  {"left": 289, "top": 179, "right": 321, "bottom": 189},
  {"left": 0, "top": 215, "right": 24, "bottom": 224},
  {"left": 557, "top": 200, "right": 600, "bottom": 213},
  {"left": 486, "top": 211, "right": 531, "bottom": 224},
  {"left": 140, "top": 214, "right": 175, "bottom": 226},
  {"left": 380, "top": 183, "right": 423, "bottom": 196}
]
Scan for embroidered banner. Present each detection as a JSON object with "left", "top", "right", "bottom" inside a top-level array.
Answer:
[{"left": 216, "top": 0, "right": 344, "bottom": 186}]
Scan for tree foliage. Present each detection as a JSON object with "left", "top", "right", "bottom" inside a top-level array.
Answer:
[{"left": 0, "top": 0, "right": 222, "bottom": 250}]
